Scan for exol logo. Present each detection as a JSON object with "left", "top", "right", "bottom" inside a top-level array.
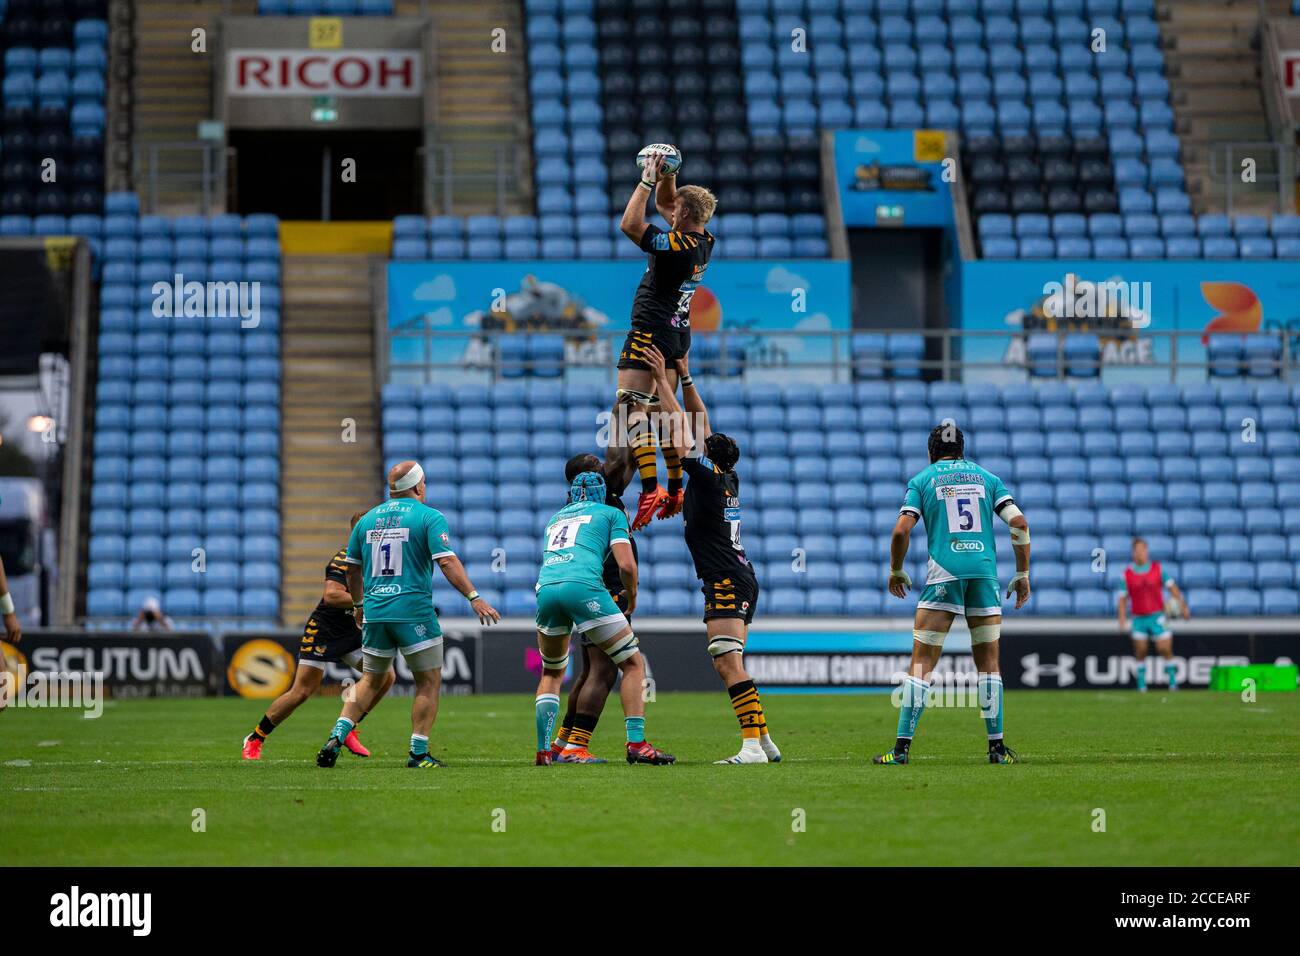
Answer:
[
  {"left": 371, "top": 584, "right": 403, "bottom": 596},
  {"left": 951, "top": 540, "right": 985, "bottom": 552},
  {"left": 544, "top": 553, "right": 574, "bottom": 566},
  {"left": 1019, "top": 653, "right": 1077, "bottom": 687}
]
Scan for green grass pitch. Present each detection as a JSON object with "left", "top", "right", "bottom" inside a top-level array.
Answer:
[{"left": 2, "top": 690, "right": 1296, "bottom": 866}]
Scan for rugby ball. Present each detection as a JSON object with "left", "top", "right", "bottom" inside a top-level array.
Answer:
[{"left": 636, "top": 143, "right": 683, "bottom": 175}]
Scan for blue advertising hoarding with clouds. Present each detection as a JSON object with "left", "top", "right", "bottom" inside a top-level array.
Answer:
[
  {"left": 958, "top": 259, "right": 1300, "bottom": 383},
  {"left": 386, "top": 259, "right": 850, "bottom": 383}
]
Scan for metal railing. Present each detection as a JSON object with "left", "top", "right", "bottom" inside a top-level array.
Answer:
[
  {"left": 384, "top": 327, "right": 1298, "bottom": 385},
  {"left": 1206, "top": 141, "right": 1298, "bottom": 217},
  {"left": 420, "top": 140, "right": 523, "bottom": 217},
  {"left": 132, "top": 139, "right": 228, "bottom": 215}
]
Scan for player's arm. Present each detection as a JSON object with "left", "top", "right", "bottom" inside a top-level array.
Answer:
[
  {"left": 611, "top": 540, "right": 637, "bottom": 616},
  {"left": 654, "top": 149, "right": 678, "bottom": 222},
  {"left": 674, "top": 352, "right": 711, "bottom": 441},
  {"left": 888, "top": 513, "right": 916, "bottom": 598},
  {"left": 1116, "top": 592, "right": 1129, "bottom": 632},
  {"left": 0, "top": 556, "right": 20, "bottom": 643},
  {"left": 435, "top": 554, "right": 501, "bottom": 625},
  {"left": 322, "top": 580, "right": 352, "bottom": 609},
  {"left": 345, "top": 522, "right": 366, "bottom": 626},
  {"left": 644, "top": 345, "right": 695, "bottom": 462},
  {"left": 620, "top": 151, "right": 663, "bottom": 245},
  {"left": 1167, "top": 580, "right": 1191, "bottom": 619},
  {"left": 996, "top": 498, "right": 1031, "bottom": 609}
]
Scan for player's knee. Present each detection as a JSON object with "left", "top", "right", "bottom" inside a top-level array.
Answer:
[
  {"left": 707, "top": 635, "right": 744, "bottom": 659},
  {"left": 970, "top": 624, "right": 1000, "bottom": 645},
  {"left": 540, "top": 649, "right": 570, "bottom": 673}
]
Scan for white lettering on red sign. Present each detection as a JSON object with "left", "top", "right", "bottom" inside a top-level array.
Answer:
[
  {"left": 227, "top": 49, "right": 421, "bottom": 97},
  {"left": 1284, "top": 50, "right": 1300, "bottom": 95}
]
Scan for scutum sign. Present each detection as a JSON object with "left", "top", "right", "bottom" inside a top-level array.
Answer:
[{"left": 228, "top": 49, "right": 421, "bottom": 97}]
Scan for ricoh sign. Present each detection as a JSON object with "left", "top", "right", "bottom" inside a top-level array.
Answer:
[
  {"left": 219, "top": 16, "right": 428, "bottom": 129},
  {"left": 227, "top": 49, "right": 420, "bottom": 97}
]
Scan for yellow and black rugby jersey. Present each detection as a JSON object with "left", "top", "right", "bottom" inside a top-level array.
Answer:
[{"left": 630, "top": 225, "right": 714, "bottom": 331}]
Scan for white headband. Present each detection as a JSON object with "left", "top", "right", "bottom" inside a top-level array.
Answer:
[{"left": 391, "top": 462, "right": 424, "bottom": 492}]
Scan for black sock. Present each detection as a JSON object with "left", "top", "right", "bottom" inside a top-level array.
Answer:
[
  {"left": 253, "top": 715, "right": 276, "bottom": 739},
  {"left": 894, "top": 736, "right": 911, "bottom": 754},
  {"left": 988, "top": 739, "right": 1005, "bottom": 753}
]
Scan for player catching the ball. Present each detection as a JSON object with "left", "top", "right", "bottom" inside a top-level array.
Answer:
[
  {"left": 608, "top": 145, "right": 717, "bottom": 529},
  {"left": 875, "top": 425, "right": 1031, "bottom": 766}
]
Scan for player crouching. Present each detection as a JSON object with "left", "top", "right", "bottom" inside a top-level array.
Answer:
[
  {"left": 874, "top": 425, "right": 1031, "bottom": 766},
  {"left": 533, "top": 471, "right": 673, "bottom": 766}
]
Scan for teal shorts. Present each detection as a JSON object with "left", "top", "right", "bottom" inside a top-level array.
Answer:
[
  {"left": 362, "top": 618, "right": 443, "bottom": 661},
  {"left": 535, "top": 580, "right": 628, "bottom": 643},
  {"left": 1131, "top": 612, "right": 1171, "bottom": 640},
  {"left": 916, "top": 578, "right": 1002, "bottom": 617}
]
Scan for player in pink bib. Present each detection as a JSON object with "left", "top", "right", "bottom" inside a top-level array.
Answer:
[{"left": 1116, "top": 537, "right": 1190, "bottom": 691}]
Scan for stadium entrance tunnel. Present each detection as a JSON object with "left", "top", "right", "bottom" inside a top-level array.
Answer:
[{"left": 229, "top": 129, "right": 421, "bottom": 220}]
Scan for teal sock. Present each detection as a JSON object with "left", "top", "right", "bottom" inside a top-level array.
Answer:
[
  {"left": 535, "top": 694, "right": 560, "bottom": 752},
  {"left": 625, "top": 716, "right": 645, "bottom": 744},
  {"left": 1165, "top": 662, "right": 1177, "bottom": 688},
  {"left": 896, "top": 676, "right": 929, "bottom": 744},
  {"left": 1136, "top": 665, "right": 1147, "bottom": 690},
  {"left": 978, "top": 673, "right": 1004, "bottom": 742},
  {"left": 410, "top": 733, "right": 428, "bottom": 758},
  {"left": 331, "top": 716, "right": 355, "bottom": 742}
]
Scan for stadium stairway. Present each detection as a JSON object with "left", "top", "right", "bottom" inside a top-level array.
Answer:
[
  {"left": 278, "top": 253, "right": 383, "bottom": 624},
  {"left": 130, "top": 0, "right": 256, "bottom": 215},
  {"left": 395, "top": 0, "right": 532, "bottom": 214},
  {"left": 1159, "top": 0, "right": 1287, "bottom": 214}
]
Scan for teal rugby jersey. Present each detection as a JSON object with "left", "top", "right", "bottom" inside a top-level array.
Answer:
[
  {"left": 536, "top": 500, "right": 631, "bottom": 589},
  {"left": 345, "top": 498, "right": 455, "bottom": 622},
  {"left": 900, "top": 458, "right": 1015, "bottom": 583}
]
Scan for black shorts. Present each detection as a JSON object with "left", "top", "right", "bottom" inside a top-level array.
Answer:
[
  {"left": 298, "top": 611, "right": 363, "bottom": 667},
  {"left": 701, "top": 569, "right": 759, "bottom": 625},
  {"left": 617, "top": 325, "right": 691, "bottom": 371}
]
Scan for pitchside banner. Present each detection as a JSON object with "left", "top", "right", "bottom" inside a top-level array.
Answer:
[
  {"left": 0, "top": 632, "right": 216, "bottom": 698},
  {"left": 833, "top": 129, "right": 956, "bottom": 228},
  {"left": 739, "top": 628, "right": 1300, "bottom": 691},
  {"left": 220, "top": 629, "right": 479, "bottom": 698},
  {"left": 958, "top": 259, "right": 1300, "bottom": 383},
  {"left": 385, "top": 260, "right": 851, "bottom": 384}
]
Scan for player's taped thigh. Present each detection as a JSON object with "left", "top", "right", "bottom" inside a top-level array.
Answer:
[
  {"left": 594, "top": 627, "right": 640, "bottom": 664},
  {"left": 402, "top": 641, "right": 444, "bottom": 674},
  {"left": 913, "top": 629, "right": 948, "bottom": 647},
  {"left": 537, "top": 632, "right": 571, "bottom": 674},
  {"left": 362, "top": 649, "right": 396, "bottom": 674},
  {"left": 970, "top": 623, "right": 1001, "bottom": 645},
  {"left": 617, "top": 387, "right": 659, "bottom": 407},
  {"left": 706, "top": 619, "right": 746, "bottom": 658}
]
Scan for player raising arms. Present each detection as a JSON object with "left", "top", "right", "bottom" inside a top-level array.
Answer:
[
  {"left": 547, "top": 449, "right": 637, "bottom": 763},
  {"left": 317, "top": 461, "right": 500, "bottom": 769},
  {"left": 1117, "top": 536, "right": 1190, "bottom": 692},
  {"left": 609, "top": 146, "right": 716, "bottom": 529},
  {"left": 645, "top": 346, "right": 780, "bottom": 765},
  {"left": 875, "top": 425, "right": 1031, "bottom": 766},
  {"left": 533, "top": 469, "right": 673, "bottom": 766},
  {"left": 243, "top": 513, "right": 395, "bottom": 760}
]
